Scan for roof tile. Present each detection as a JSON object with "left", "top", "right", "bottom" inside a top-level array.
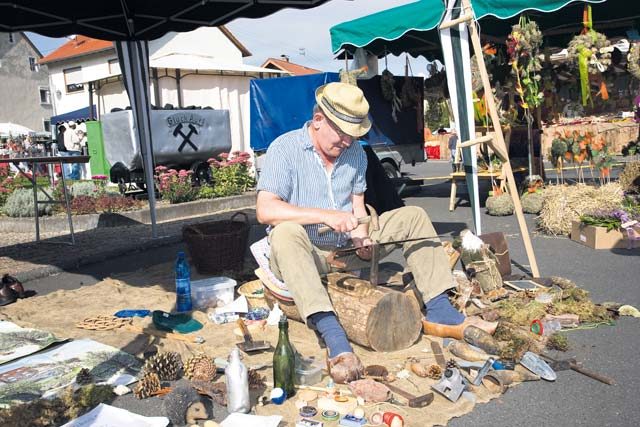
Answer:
[{"left": 39, "top": 36, "right": 113, "bottom": 64}]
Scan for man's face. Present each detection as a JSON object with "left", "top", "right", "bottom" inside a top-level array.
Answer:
[{"left": 313, "top": 112, "right": 354, "bottom": 159}]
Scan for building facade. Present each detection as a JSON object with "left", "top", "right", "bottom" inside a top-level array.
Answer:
[{"left": 0, "top": 32, "right": 52, "bottom": 133}]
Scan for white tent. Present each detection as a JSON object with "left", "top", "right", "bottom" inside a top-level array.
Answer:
[{"left": 0, "top": 123, "right": 34, "bottom": 137}]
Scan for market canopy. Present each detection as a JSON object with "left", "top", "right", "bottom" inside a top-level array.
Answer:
[
  {"left": 331, "top": 0, "right": 640, "bottom": 58},
  {"left": 0, "top": 0, "right": 330, "bottom": 238}
]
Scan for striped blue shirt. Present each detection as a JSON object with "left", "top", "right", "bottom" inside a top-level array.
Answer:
[{"left": 257, "top": 122, "right": 368, "bottom": 247}]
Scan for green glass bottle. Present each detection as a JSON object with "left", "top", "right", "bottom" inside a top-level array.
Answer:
[{"left": 273, "top": 315, "right": 296, "bottom": 398}]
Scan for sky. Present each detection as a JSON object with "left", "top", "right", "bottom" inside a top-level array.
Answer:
[{"left": 27, "top": 0, "right": 433, "bottom": 77}]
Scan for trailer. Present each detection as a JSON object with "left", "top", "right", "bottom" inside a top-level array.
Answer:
[{"left": 101, "top": 109, "right": 232, "bottom": 192}]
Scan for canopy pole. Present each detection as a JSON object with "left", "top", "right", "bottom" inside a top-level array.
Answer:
[{"left": 461, "top": 0, "right": 540, "bottom": 277}]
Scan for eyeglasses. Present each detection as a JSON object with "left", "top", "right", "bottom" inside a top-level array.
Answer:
[{"left": 324, "top": 117, "right": 352, "bottom": 141}]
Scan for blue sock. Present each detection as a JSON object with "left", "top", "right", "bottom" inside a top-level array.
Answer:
[
  {"left": 309, "top": 312, "right": 352, "bottom": 358},
  {"left": 425, "top": 293, "right": 465, "bottom": 325}
]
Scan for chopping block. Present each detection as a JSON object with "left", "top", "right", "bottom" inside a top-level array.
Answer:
[{"left": 262, "top": 271, "right": 424, "bottom": 352}]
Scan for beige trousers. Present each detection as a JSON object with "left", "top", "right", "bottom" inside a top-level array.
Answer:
[{"left": 268, "top": 206, "right": 454, "bottom": 321}]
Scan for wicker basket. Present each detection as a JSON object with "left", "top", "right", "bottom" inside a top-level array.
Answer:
[
  {"left": 262, "top": 285, "right": 303, "bottom": 322},
  {"left": 182, "top": 212, "right": 249, "bottom": 275},
  {"left": 238, "top": 280, "right": 269, "bottom": 310}
]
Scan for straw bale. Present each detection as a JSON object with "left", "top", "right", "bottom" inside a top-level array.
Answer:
[{"left": 537, "top": 183, "right": 624, "bottom": 236}]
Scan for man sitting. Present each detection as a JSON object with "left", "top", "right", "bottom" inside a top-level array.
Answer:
[{"left": 256, "top": 82, "right": 487, "bottom": 383}]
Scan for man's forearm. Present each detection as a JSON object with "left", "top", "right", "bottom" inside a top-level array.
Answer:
[{"left": 257, "top": 197, "right": 331, "bottom": 226}]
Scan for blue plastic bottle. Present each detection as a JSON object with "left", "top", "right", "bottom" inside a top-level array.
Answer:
[{"left": 175, "top": 251, "right": 193, "bottom": 312}]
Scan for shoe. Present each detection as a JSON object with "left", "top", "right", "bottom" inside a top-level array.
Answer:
[
  {"left": 2, "top": 274, "right": 24, "bottom": 298},
  {"left": 327, "top": 352, "right": 364, "bottom": 384},
  {"left": 0, "top": 284, "right": 17, "bottom": 306}
]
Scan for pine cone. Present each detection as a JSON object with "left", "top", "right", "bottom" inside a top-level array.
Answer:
[
  {"left": 143, "top": 351, "right": 183, "bottom": 381},
  {"left": 134, "top": 372, "right": 161, "bottom": 399},
  {"left": 446, "top": 359, "right": 459, "bottom": 370},
  {"left": 426, "top": 364, "right": 443, "bottom": 380},
  {"left": 75, "top": 368, "right": 93, "bottom": 385},
  {"left": 184, "top": 354, "right": 216, "bottom": 382},
  {"left": 248, "top": 369, "right": 266, "bottom": 390}
]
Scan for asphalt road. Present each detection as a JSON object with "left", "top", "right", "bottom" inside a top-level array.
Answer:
[{"left": 22, "top": 160, "right": 640, "bottom": 427}]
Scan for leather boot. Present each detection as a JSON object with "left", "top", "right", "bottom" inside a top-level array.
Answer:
[
  {"left": 0, "top": 283, "right": 17, "bottom": 306},
  {"left": 2, "top": 274, "right": 24, "bottom": 298}
]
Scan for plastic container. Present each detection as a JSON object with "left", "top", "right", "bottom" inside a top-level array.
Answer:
[
  {"left": 295, "top": 356, "right": 323, "bottom": 386},
  {"left": 530, "top": 319, "right": 562, "bottom": 336},
  {"left": 191, "top": 276, "right": 237, "bottom": 310}
]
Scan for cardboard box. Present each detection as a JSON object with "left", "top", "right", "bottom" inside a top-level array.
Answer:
[{"left": 570, "top": 221, "right": 628, "bottom": 249}]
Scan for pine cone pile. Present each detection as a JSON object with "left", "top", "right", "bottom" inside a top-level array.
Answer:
[
  {"left": 75, "top": 368, "right": 93, "bottom": 385},
  {"left": 143, "top": 351, "right": 183, "bottom": 381},
  {"left": 248, "top": 369, "right": 266, "bottom": 390},
  {"left": 134, "top": 372, "right": 161, "bottom": 399},
  {"left": 446, "top": 359, "right": 459, "bottom": 370},
  {"left": 184, "top": 354, "right": 216, "bottom": 382}
]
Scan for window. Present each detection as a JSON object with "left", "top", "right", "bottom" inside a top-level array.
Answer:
[
  {"left": 8, "top": 33, "right": 14, "bottom": 43},
  {"left": 29, "top": 57, "right": 39, "bottom": 72},
  {"left": 43, "top": 119, "right": 51, "bottom": 133},
  {"left": 108, "top": 58, "right": 121, "bottom": 75},
  {"left": 39, "top": 87, "right": 51, "bottom": 104},
  {"left": 63, "top": 66, "right": 84, "bottom": 93}
]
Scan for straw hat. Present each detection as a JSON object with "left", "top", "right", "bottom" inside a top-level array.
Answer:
[{"left": 315, "top": 82, "right": 371, "bottom": 138}]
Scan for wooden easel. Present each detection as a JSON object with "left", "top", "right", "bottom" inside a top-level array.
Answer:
[{"left": 440, "top": 0, "right": 540, "bottom": 277}]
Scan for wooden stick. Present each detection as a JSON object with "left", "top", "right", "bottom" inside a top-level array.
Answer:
[
  {"left": 459, "top": 135, "right": 493, "bottom": 149},
  {"left": 461, "top": 0, "right": 540, "bottom": 277},
  {"left": 439, "top": 13, "right": 474, "bottom": 30}
]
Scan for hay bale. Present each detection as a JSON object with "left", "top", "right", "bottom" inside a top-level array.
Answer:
[
  {"left": 521, "top": 191, "right": 544, "bottom": 214},
  {"left": 537, "top": 183, "right": 624, "bottom": 236},
  {"left": 486, "top": 194, "right": 514, "bottom": 216},
  {"left": 619, "top": 161, "right": 640, "bottom": 193}
]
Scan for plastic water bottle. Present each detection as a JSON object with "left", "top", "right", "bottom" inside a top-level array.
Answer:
[{"left": 175, "top": 251, "right": 192, "bottom": 312}]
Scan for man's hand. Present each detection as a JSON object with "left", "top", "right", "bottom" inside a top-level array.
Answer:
[
  {"left": 352, "top": 236, "right": 374, "bottom": 261},
  {"left": 324, "top": 211, "right": 360, "bottom": 233}
]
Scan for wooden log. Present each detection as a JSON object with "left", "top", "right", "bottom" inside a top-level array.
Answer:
[{"left": 262, "top": 272, "right": 423, "bottom": 352}]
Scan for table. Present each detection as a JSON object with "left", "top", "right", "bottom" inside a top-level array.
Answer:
[
  {"left": 448, "top": 166, "right": 527, "bottom": 211},
  {"left": 0, "top": 155, "right": 90, "bottom": 244}
]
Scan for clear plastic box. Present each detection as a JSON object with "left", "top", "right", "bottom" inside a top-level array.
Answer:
[
  {"left": 191, "top": 276, "right": 236, "bottom": 310},
  {"left": 295, "top": 356, "right": 324, "bottom": 385}
]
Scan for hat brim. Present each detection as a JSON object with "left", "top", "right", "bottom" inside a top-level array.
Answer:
[{"left": 315, "top": 85, "right": 371, "bottom": 138}]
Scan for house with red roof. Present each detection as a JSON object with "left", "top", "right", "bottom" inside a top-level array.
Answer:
[{"left": 260, "top": 56, "right": 321, "bottom": 76}]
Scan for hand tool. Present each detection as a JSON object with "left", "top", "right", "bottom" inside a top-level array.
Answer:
[
  {"left": 430, "top": 340, "right": 447, "bottom": 368},
  {"left": 381, "top": 381, "right": 434, "bottom": 408},
  {"left": 519, "top": 351, "right": 556, "bottom": 381},
  {"left": 471, "top": 357, "right": 495, "bottom": 386},
  {"left": 318, "top": 216, "right": 371, "bottom": 234},
  {"left": 236, "top": 319, "right": 271, "bottom": 352},
  {"left": 540, "top": 354, "right": 615, "bottom": 385},
  {"left": 432, "top": 367, "right": 467, "bottom": 402}
]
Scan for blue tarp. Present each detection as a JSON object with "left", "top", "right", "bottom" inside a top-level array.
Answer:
[
  {"left": 51, "top": 105, "right": 96, "bottom": 125},
  {"left": 249, "top": 73, "right": 339, "bottom": 152}
]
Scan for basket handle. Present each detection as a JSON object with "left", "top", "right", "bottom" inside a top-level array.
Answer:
[{"left": 231, "top": 211, "right": 249, "bottom": 224}]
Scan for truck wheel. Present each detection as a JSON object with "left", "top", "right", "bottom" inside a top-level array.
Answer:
[
  {"left": 383, "top": 162, "right": 399, "bottom": 179},
  {"left": 191, "top": 161, "right": 211, "bottom": 185}
]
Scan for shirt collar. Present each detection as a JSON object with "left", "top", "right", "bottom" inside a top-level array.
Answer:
[{"left": 302, "top": 121, "right": 314, "bottom": 150}]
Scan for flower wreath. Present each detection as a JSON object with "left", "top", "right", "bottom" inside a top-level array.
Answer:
[
  {"left": 628, "top": 42, "right": 640, "bottom": 81},
  {"left": 567, "top": 32, "right": 612, "bottom": 74}
]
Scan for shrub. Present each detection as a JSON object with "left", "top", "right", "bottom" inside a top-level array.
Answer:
[
  {"left": 154, "top": 166, "right": 198, "bottom": 204},
  {"left": 70, "top": 181, "right": 98, "bottom": 198},
  {"left": 208, "top": 151, "right": 256, "bottom": 197},
  {"left": 94, "top": 194, "right": 140, "bottom": 212},
  {"left": 71, "top": 195, "right": 97, "bottom": 215},
  {"left": 198, "top": 185, "right": 216, "bottom": 199},
  {"left": 3, "top": 188, "right": 52, "bottom": 217}
]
